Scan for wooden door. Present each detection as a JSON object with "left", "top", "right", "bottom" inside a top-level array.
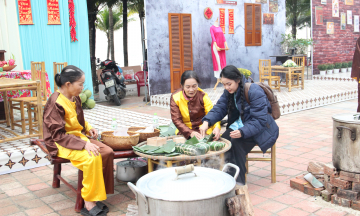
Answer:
[{"left": 169, "top": 13, "right": 193, "bottom": 92}]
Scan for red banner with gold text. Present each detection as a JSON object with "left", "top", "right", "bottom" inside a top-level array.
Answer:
[
  {"left": 229, "top": 9, "right": 234, "bottom": 34},
  {"left": 17, "top": 0, "right": 34, "bottom": 25},
  {"left": 47, "top": 0, "right": 61, "bottom": 25},
  {"left": 220, "top": 8, "right": 225, "bottom": 34}
]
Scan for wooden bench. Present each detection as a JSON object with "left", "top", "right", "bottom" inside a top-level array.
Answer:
[{"left": 30, "top": 139, "right": 137, "bottom": 212}]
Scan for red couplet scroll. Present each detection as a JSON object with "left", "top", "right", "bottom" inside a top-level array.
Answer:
[
  {"left": 220, "top": 8, "right": 225, "bottom": 34},
  {"left": 17, "top": 0, "right": 34, "bottom": 25},
  {"left": 47, "top": 0, "right": 61, "bottom": 25},
  {"left": 229, "top": 9, "right": 234, "bottom": 34}
]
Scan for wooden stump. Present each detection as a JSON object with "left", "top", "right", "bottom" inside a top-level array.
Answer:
[{"left": 226, "top": 185, "right": 254, "bottom": 216}]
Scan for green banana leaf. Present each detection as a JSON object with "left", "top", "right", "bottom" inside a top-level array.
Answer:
[
  {"left": 185, "top": 136, "right": 199, "bottom": 145},
  {"left": 206, "top": 133, "right": 215, "bottom": 143}
]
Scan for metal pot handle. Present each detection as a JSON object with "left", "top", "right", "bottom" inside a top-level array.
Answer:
[
  {"left": 127, "top": 182, "right": 150, "bottom": 214},
  {"left": 222, "top": 163, "right": 240, "bottom": 180},
  {"left": 337, "top": 126, "right": 356, "bottom": 141}
]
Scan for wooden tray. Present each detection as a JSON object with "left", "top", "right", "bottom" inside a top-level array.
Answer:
[{"left": 133, "top": 135, "right": 231, "bottom": 160}]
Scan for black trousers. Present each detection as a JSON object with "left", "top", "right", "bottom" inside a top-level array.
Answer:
[{"left": 221, "top": 129, "right": 257, "bottom": 184}]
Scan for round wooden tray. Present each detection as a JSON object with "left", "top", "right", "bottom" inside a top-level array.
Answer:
[{"left": 133, "top": 135, "right": 232, "bottom": 160}]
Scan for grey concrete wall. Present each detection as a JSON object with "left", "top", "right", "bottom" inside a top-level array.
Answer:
[{"left": 146, "top": 0, "right": 286, "bottom": 95}]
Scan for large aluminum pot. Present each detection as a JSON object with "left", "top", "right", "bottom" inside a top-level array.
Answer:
[
  {"left": 116, "top": 160, "right": 147, "bottom": 182},
  {"left": 128, "top": 163, "right": 239, "bottom": 216},
  {"left": 333, "top": 113, "right": 360, "bottom": 172}
]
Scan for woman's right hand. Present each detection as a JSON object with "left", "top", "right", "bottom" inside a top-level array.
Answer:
[
  {"left": 199, "top": 122, "right": 209, "bottom": 138},
  {"left": 190, "top": 131, "right": 203, "bottom": 140},
  {"left": 85, "top": 141, "right": 100, "bottom": 156}
]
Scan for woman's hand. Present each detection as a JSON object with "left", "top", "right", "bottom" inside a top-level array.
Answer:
[
  {"left": 216, "top": 45, "right": 221, "bottom": 52},
  {"left": 89, "top": 128, "right": 98, "bottom": 139},
  {"left": 213, "top": 127, "right": 221, "bottom": 141},
  {"left": 190, "top": 131, "right": 203, "bottom": 140},
  {"left": 85, "top": 141, "right": 100, "bottom": 156},
  {"left": 230, "top": 130, "right": 242, "bottom": 139},
  {"left": 199, "top": 122, "right": 209, "bottom": 138}
]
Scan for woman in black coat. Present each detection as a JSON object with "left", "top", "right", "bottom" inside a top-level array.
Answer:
[{"left": 200, "top": 65, "right": 279, "bottom": 185}]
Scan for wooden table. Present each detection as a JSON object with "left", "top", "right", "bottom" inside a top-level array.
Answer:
[
  {"left": 0, "top": 78, "right": 43, "bottom": 143},
  {"left": 271, "top": 66, "right": 305, "bottom": 92}
]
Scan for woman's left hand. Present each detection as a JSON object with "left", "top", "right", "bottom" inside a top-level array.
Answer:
[
  {"left": 213, "top": 127, "right": 221, "bottom": 141},
  {"left": 230, "top": 130, "right": 242, "bottom": 139},
  {"left": 89, "top": 128, "right": 98, "bottom": 139}
]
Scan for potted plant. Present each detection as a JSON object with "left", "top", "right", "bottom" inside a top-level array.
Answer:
[
  {"left": 327, "top": 63, "right": 334, "bottom": 75},
  {"left": 318, "top": 64, "right": 327, "bottom": 76},
  {"left": 341, "top": 62, "right": 348, "bottom": 73},
  {"left": 334, "top": 62, "right": 341, "bottom": 74},
  {"left": 348, "top": 61, "right": 352, "bottom": 72}
]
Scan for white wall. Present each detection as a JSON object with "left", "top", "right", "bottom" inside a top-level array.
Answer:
[{"left": 0, "top": 0, "right": 24, "bottom": 70}]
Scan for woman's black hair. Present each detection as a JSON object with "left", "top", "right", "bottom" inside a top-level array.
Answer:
[
  {"left": 55, "top": 65, "right": 85, "bottom": 87},
  {"left": 180, "top": 70, "right": 201, "bottom": 86},
  {"left": 220, "top": 65, "right": 245, "bottom": 119}
]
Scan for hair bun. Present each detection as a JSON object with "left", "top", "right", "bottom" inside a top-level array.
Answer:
[{"left": 54, "top": 74, "right": 62, "bottom": 88}]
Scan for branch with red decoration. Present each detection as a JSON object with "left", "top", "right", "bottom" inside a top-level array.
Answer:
[{"left": 68, "top": 0, "right": 78, "bottom": 42}]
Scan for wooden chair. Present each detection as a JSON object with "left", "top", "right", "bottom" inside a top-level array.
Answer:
[
  {"left": 287, "top": 56, "right": 305, "bottom": 87},
  {"left": 245, "top": 144, "right": 276, "bottom": 183},
  {"left": 9, "top": 62, "right": 47, "bottom": 134},
  {"left": 259, "top": 59, "right": 281, "bottom": 92},
  {"left": 30, "top": 139, "right": 137, "bottom": 213},
  {"left": 53, "top": 62, "right": 68, "bottom": 92}
]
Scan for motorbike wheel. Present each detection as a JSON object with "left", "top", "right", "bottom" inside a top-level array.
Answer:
[
  {"left": 113, "top": 95, "right": 121, "bottom": 106},
  {"left": 118, "top": 87, "right": 127, "bottom": 99}
]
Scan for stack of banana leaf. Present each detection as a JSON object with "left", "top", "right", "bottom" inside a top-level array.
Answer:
[{"left": 133, "top": 134, "right": 226, "bottom": 157}]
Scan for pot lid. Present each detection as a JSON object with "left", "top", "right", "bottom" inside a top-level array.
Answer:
[
  {"left": 333, "top": 113, "right": 360, "bottom": 124},
  {"left": 136, "top": 166, "right": 236, "bottom": 201}
]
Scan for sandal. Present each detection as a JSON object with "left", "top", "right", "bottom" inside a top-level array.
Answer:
[
  {"left": 96, "top": 201, "right": 109, "bottom": 213},
  {"left": 81, "top": 205, "right": 107, "bottom": 216}
]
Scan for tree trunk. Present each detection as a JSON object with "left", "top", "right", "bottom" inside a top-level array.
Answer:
[
  {"left": 107, "top": 33, "right": 110, "bottom": 59},
  {"left": 139, "top": 10, "right": 144, "bottom": 62},
  {"left": 123, "top": 0, "right": 128, "bottom": 66},
  {"left": 109, "top": 6, "right": 114, "bottom": 61},
  {"left": 292, "top": 0, "right": 297, "bottom": 39},
  {"left": 88, "top": 13, "right": 98, "bottom": 93}
]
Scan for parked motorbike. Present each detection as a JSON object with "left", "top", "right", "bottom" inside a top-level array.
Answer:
[{"left": 99, "top": 59, "right": 126, "bottom": 106}]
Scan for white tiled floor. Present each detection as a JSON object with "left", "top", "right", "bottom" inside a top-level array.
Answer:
[
  {"left": 151, "top": 79, "right": 358, "bottom": 115},
  {"left": 0, "top": 106, "right": 171, "bottom": 175}
]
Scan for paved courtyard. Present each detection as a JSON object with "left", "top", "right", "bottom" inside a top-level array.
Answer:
[{"left": 0, "top": 99, "right": 359, "bottom": 215}]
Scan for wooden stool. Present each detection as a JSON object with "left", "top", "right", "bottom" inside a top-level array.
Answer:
[
  {"left": 245, "top": 144, "right": 276, "bottom": 183},
  {"left": 30, "top": 139, "right": 137, "bottom": 213}
]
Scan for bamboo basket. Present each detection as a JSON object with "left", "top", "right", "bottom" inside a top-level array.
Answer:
[
  {"left": 101, "top": 131, "right": 140, "bottom": 150},
  {"left": 127, "top": 127, "right": 160, "bottom": 143}
]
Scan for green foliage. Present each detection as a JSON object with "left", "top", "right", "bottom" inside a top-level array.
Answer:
[
  {"left": 334, "top": 62, "right": 342, "bottom": 69},
  {"left": 317, "top": 64, "right": 326, "bottom": 71},
  {"left": 342, "top": 62, "right": 348, "bottom": 68},
  {"left": 327, "top": 64, "right": 334, "bottom": 70},
  {"left": 286, "top": 0, "right": 311, "bottom": 39},
  {"left": 348, "top": 61, "right": 353, "bottom": 67},
  {"left": 280, "top": 34, "right": 313, "bottom": 54}
]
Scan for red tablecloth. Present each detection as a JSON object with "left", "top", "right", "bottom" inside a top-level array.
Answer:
[{"left": 0, "top": 70, "right": 52, "bottom": 102}]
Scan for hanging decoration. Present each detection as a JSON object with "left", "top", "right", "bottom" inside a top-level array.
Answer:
[
  {"left": 68, "top": 0, "right": 78, "bottom": 42},
  {"left": 17, "top": 0, "right": 34, "bottom": 25},
  {"left": 315, "top": 6, "right": 323, "bottom": 25},
  {"left": 345, "top": 0, "right": 354, "bottom": 5},
  {"left": 269, "top": 0, "right": 279, "bottom": 13},
  {"left": 332, "top": 0, "right": 339, "bottom": 17},
  {"left": 347, "top": 10, "right": 352, "bottom": 25},
  {"left": 321, "top": 0, "right": 327, "bottom": 5},
  {"left": 355, "top": 16, "right": 359, "bottom": 32},
  {"left": 204, "top": 7, "right": 213, "bottom": 19},
  {"left": 341, "top": 13, "right": 346, "bottom": 30},
  {"left": 263, "top": 13, "right": 274, "bottom": 24},
  {"left": 228, "top": 9, "right": 234, "bottom": 34},
  {"left": 219, "top": 8, "right": 225, "bottom": 34},
  {"left": 47, "top": 0, "right": 61, "bottom": 25},
  {"left": 327, "top": 22, "right": 334, "bottom": 34},
  {"left": 256, "top": 0, "right": 267, "bottom": 3},
  {"left": 215, "top": 0, "right": 238, "bottom": 5}
]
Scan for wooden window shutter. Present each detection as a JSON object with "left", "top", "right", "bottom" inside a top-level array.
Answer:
[
  {"left": 169, "top": 13, "right": 193, "bottom": 92},
  {"left": 244, "top": 4, "right": 262, "bottom": 46},
  {"left": 169, "top": 13, "right": 182, "bottom": 92},
  {"left": 181, "top": 14, "right": 193, "bottom": 72}
]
